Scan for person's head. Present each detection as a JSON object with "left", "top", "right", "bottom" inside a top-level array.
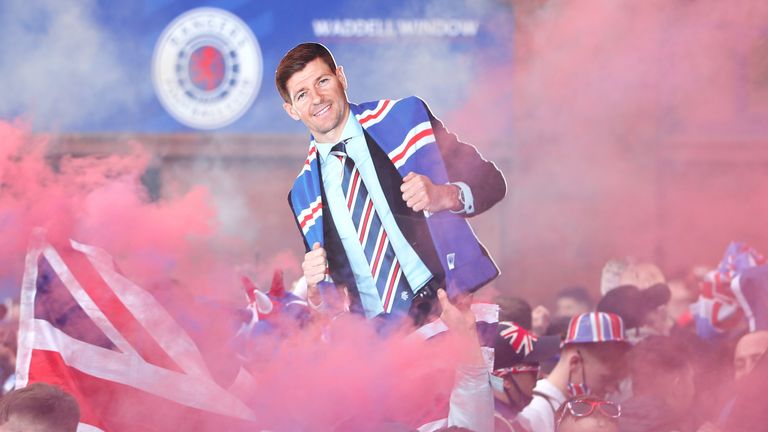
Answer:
[
  {"left": 555, "top": 286, "right": 593, "bottom": 319},
  {"left": 492, "top": 321, "right": 560, "bottom": 413},
  {"left": 554, "top": 312, "right": 630, "bottom": 397},
  {"left": 0, "top": 383, "right": 80, "bottom": 432},
  {"left": 734, "top": 330, "right": 768, "bottom": 380},
  {"left": 555, "top": 395, "right": 620, "bottom": 432},
  {"left": 496, "top": 296, "right": 533, "bottom": 330},
  {"left": 492, "top": 368, "right": 539, "bottom": 414},
  {"left": 666, "top": 278, "right": 696, "bottom": 322},
  {"left": 597, "top": 284, "right": 673, "bottom": 339},
  {"left": 275, "top": 43, "right": 350, "bottom": 143},
  {"left": 630, "top": 335, "right": 695, "bottom": 416},
  {"left": 559, "top": 342, "right": 628, "bottom": 398},
  {"left": 619, "top": 261, "right": 666, "bottom": 290}
]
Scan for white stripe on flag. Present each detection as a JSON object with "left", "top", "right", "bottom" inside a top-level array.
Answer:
[
  {"left": 297, "top": 146, "right": 317, "bottom": 177},
  {"left": 42, "top": 245, "right": 139, "bottom": 358},
  {"left": 16, "top": 242, "right": 44, "bottom": 389},
  {"left": 32, "top": 318, "right": 257, "bottom": 421},
  {"left": 71, "top": 240, "right": 211, "bottom": 378},
  {"left": 387, "top": 121, "right": 435, "bottom": 169},
  {"left": 356, "top": 99, "right": 400, "bottom": 128},
  {"left": 297, "top": 196, "right": 323, "bottom": 234}
]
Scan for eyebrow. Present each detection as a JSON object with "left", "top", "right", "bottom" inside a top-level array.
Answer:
[
  {"left": 292, "top": 85, "right": 308, "bottom": 102},
  {"left": 292, "top": 74, "right": 333, "bottom": 101}
]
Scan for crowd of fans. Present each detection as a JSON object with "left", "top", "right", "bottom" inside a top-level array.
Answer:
[
  {"left": 483, "top": 253, "right": 768, "bottom": 432},
  {"left": 2, "top": 247, "right": 768, "bottom": 432}
]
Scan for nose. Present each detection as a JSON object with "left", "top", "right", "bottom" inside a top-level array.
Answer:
[{"left": 310, "top": 86, "right": 323, "bottom": 105}]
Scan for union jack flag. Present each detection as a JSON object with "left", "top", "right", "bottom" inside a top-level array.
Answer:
[
  {"left": 692, "top": 242, "right": 766, "bottom": 337},
  {"left": 16, "top": 237, "right": 258, "bottom": 431},
  {"left": 498, "top": 321, "right": 536, "bottom": 357}
]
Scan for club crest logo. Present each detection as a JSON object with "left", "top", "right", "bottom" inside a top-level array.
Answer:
[{"left": 152, "top": 7, "right": 262, "bottom": 130}]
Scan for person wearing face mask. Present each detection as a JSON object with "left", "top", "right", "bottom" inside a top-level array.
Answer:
[
  {"left": 517, "top": 312, "right": 630, "bottom": 432},
  {"left": 491, "top": 320, "right": 560, "bottom": 431}
]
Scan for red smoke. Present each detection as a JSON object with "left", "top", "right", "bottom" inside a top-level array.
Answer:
[
  {"left": 448, "top": 0, "right": 768, "bottom": 304},
  {"left": 0, "top": 120, "right": 474, "bottom": 430}
]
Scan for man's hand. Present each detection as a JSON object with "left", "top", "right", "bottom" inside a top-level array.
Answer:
[
  {"left": 438, "top": 290, "right": 476, "bottom": 334},
  {"left": 303, "top": 243, "right": 328, "bottom": 307},
  {"left": 302, "top": 242, "right": 327, "bottom": 286},
  {"left": 401, "top": 172, "right": 461, "bottom": 213},
  {"left": 437, "top": 290, "right": 483, "bottom": 365}
]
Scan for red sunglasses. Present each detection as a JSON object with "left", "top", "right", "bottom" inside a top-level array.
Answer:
[{"left": 557, "top": 399, "right": 621, "bottom": 426}]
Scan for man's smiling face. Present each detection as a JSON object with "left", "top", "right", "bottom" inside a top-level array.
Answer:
[{"left": 283, "top": 57, "right": 350, "bottom": 143}]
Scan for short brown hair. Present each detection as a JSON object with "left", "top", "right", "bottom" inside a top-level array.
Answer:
[
  {"left": 0, "top": 382, "right": 80, "bottom": 432},
  {"left": 275, "top": 43, "right": 337, "bottom": 103}
]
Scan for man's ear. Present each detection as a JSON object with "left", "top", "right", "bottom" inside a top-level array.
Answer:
[
  {"left": 336, "top": 66, "right": 348, "bottom": 90},
  {"left": 283, "top": 102, "right": 300, "bottom": 121},
  {"left": 568, "top": 350, "right": 583, "bottom": 371}
]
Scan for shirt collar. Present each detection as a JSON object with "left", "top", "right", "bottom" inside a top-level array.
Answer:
[{"left": 314, "top": 110, "right": 364, "bottom": 162}]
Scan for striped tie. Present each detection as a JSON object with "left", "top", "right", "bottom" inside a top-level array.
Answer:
[{"left": 331, "top": 141, "right": 412, "bottom": 314}]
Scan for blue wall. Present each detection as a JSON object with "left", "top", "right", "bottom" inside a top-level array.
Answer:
[{"left": 0, "top": 0, "right": 513, "bottom": 133}]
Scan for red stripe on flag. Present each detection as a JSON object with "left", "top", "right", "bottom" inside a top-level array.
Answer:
[
  {"left": 28, "top": 349, "right": 256, "bottom": 432},
  {"left": 358, "top": 100, "right": 390, "bottom": 125},
  {"left": 298, "top": 201, "right": 323, "bottom": 229},
  {"left": 57, "top": 248, "right": 182, "bottom": 372},
  {"left": 302, "top": 147, "right": 317, "bottom": 169},
  {"left": 390, "top": 129, "right": 433, "bottom": 166}
]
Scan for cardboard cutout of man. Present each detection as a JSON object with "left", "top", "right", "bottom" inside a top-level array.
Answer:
[{"left": 278, "top": 43, "right": 506, "bottom": 321}]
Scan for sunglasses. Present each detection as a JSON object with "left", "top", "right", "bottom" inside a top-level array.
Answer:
[{"left": 557, "top": 399, "right": 621, "bottom": 425}]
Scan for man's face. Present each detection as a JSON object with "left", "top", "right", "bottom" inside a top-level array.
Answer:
[
  {"left": 282, "top": 58, "right": 349, "bottom": 144},
  {"left": 504, "top": 371, "right": 537, "bottom": 404},
  {"left": 576, "top": 346, "right": 626, "bottom": 396},
  {"left": 556, "top": 297, "right": 589, "bottom": 319},
  {"left": 734, "top": 331, "right": 768, "bottom": 380}
]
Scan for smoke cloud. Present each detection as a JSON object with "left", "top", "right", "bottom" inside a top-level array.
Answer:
[
  {"left": 0, "top": 0, "right": 140, "bottom": 130},
  {"left": 448, "top": 0, "right": 768, "bottom": 303},
  {"left": 0, "top": 120, "right": 475, "bottom": 430}
]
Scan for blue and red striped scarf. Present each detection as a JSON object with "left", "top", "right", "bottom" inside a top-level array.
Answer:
[{"left": 290, "top": 97, "right": 437, "bottom": 246}]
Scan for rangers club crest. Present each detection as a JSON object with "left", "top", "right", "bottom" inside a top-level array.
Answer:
[{"left": 152, "top": 8, "right": 262, "bottom": 129}]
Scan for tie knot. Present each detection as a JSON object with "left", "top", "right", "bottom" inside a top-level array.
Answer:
[{"left": 330, "top": 140, "right": 349, "bottom": 159}]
